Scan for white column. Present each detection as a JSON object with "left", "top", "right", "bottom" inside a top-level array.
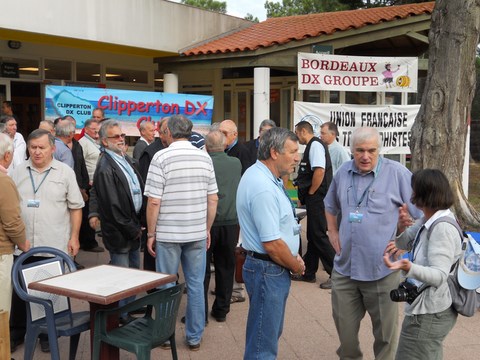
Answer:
[
  {"left": 253, "top": 67, "right": 270, "bottom": 137},
  {"left": 163, "top": 73, "right": 178, "bottom": 93}
]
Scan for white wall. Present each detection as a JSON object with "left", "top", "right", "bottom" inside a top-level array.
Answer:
[{"left": 0, "top": 0, "right": 251, "bottom": 53}]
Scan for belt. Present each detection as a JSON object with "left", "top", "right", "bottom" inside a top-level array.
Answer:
[{"left": 246, "top": 250, "right": 273, "bottom": 262}]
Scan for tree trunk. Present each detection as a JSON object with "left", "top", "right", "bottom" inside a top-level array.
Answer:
[{"left": 410, "top": 0, "right": 480, "bottom": 230}]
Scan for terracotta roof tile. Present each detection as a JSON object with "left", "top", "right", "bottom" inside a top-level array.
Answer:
[{"left": 183, "top": 2, "right": 434, "bottom": 56}]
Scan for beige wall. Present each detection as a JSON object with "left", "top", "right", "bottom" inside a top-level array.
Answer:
[{"left": 0, "top": 0, "right": 252, "bottom": 53}]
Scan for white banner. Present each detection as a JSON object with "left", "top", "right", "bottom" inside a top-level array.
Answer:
[
  {"left": 298, "top": 53, "right": 418, "bottom": 93},
  {"left": 294, "top": 101, "right": 420, "bottom": 154}
]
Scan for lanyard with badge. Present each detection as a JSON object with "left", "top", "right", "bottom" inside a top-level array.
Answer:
[
  {"left": 348, "top": 158, "right": 382, "bottom": 224},
  {"left": 27, "top": 167, "right": 51, "bottom": 208}
]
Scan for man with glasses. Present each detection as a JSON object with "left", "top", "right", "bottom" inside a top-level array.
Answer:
[{"left": 89, "top": 120, "right": 144, "bottom": 323}]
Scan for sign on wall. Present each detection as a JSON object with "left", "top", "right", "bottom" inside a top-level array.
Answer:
[
  {"left": 294, "top": 101, "right": 420, "bottom": 154},
  {"left": 45, "top": 85, "right": 214, "bottom": 136},
  {"left": 298, "top": 53, "right": 418, "bottom": 93}
]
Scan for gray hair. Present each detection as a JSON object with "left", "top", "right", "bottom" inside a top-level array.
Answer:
[
  {"left": 83, "top": 118, "right": 99, "bottom": 128},
  {"left": 350, "top": 127, "right": 382, "bottom": 153},
  {"left": 258, "top": 127, "right": 298, "bottom": 161},
  {"left": 0, "top": 133, "right": 13, "bottom": 158},
  {"left": 259, "top": 119, "right": 276, "bottom": 131},
  {"left": 167, "top": 115, "right": 192, "bottom": 139},
  {"left": 321, "top": 121, "right": 339, "bottom": 137},
  {"left": 210, "top": 122, "right": 221, "bottom": 131},
  {"left": 99, "top": 119, "right": 121, "bottom": 140},
  {"left": 28, "top": 129, "right": 55, "bottom": 146},
  {"left": 0, "top": 115, "right": 15, "bottom": 124},
  {"left": 139, "top": 120, "right": 154, "bottom": 131},
  {"left": 0, "top": 123, "right": 5, "bottom": 133},
  {"left": 205, "top": 130, "right": 226, "bottom": 152},
  {"left": 55, "top": 119, "right": 75, "bottom": 137}
]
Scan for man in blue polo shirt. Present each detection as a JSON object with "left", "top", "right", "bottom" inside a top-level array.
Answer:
[{"left": 236, "top": 127, "right": 304, "bottom": 360}]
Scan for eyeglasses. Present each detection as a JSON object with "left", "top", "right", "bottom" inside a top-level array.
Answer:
[{"left": 107, "top": 133, "right": 126, "bottom": 140}]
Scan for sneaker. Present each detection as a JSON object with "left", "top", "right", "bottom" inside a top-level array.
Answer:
[
  {"left": 319, "top": 279, "right": 332, "bottom": 289},
  {"left": 291, "top": 274, "right": 316, "bottom": 283},
  {"left": 230, "top": 295, "right": 246, "bottom": 303},
  {"left": 188, "top": 343, "right": 201, "bottom": 351}
]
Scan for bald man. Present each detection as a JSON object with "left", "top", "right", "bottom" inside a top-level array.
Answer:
[{"left": 218, "top": 119, "right": 250, "bottom": 174}]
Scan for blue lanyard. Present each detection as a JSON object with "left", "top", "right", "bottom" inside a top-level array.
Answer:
[
  {"left": 409, "top": 225, "right": 426, "bottom": 263},
  {"left": 28, "top": 168, "right": 51, "bottom": 194},
  {"left": 351, "top": 157, "right": 382, "bottom": 208}
]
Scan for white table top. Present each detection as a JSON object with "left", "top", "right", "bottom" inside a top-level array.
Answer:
[{"left": 29, "top": 264, "right": 176, "bottom": 305}]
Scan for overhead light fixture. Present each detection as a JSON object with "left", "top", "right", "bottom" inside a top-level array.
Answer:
[
  {"left": 154, "top": 78, "right": 164, "bottom": 82},
  {"left": 19, "top": 67, "right": 49, "bottom": 72},
  {"left": 91, "top": 73, "right": 122, "bottom": 78}
]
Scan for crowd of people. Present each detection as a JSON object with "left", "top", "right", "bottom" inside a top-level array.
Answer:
[{"left": 0, "top": 101, "right": 465, "bottom": 359}]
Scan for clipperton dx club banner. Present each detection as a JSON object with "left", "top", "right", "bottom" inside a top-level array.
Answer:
[
  {"left": 45, "top": 85, "right": 214, "bottom": 136},
  {"left": 298, "top": 53, "right": 418, "bottom": 93},
  {"left": 294, "top": 101, "right": 420, "bottom": 154}
]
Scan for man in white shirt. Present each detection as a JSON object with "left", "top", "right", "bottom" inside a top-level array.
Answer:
[{"left": 1, "top": 116, "right": 26, "bottom": 174}]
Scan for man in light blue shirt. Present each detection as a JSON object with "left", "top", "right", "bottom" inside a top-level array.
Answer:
[
  {"left": 237, "top": 127, "right": 304, "bottom": 360},
  {"left": 324, "top": 127, "right": 421, "bottom": 360}
]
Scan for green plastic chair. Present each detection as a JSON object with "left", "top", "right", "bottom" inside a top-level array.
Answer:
[{"left": 92, "top": 283, "right": 184, "bottom": 360}]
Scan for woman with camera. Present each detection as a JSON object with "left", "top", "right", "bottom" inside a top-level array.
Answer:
[{"left": 383, "top": 168, "right": 462, "bottom": 360}]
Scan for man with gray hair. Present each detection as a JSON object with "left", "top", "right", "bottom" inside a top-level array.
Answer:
[
  {"left": 10, "top": 128, "right": 84, "bottom": 352},
  {"left": 89, "top": 120, "right": 144, "bottom": 322},
  {"left": 244, "top": 119, "right": 276, "bottom": 169},
  {"left": 324, "top": 126, "right": 421, "bottom": 360},
  {"left": 53, "top": 118, "right": 75, "bottom": 168},
  {"left": 145, "top": 115, "right": 218, "bottom": 351},
  {"left": 133, "top": 120, "right": 156, "bottom": 160},
  {"left": 236, "top": 127, "right": 304, "bottom": 359},
  {"left": 203, "top": 130, "right": 241, "bottom": 323},
  {"left": 0, "top": 115, "right": 26, "bottom": 174}
]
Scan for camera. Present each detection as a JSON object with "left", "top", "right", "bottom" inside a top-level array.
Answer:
[{"left": 390, "top": 281, "right": 422, "bottom": 304}]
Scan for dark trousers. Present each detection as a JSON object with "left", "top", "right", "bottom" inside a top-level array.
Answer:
[
  {"left": 79, "top": 198, "right": 98, "bottom": 250},
  {"left": 303, "top": 195, "right": 335, "bottom": 279},
  {"left": 203, "top": 224, "right": 239, "bottom": 318}
]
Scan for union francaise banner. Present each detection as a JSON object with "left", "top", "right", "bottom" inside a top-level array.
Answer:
[
  {"left": 298, "top": 53, "right": 418, "bottom": 93},
  {"left": 45, "top": 85, "right": 214, "bottom": 136},
  {"left": 294, "top": 101, "right": 420, "bottom": 154}
]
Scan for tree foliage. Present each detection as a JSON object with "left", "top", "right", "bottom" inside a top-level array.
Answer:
[
  {"left": 264, "top": 0, "right": 432, "bottom": 18},
  {"left": 181, "top": 0, "right": 227, "bottom": 14},
  {"left": 410, "top": 0, "right": 480, "bottom": 229},
  {"left": 245, "top": 13, "right": 260, "bottom": 22}
]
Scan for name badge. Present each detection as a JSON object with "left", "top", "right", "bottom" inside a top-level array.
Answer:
[
  {"left": 293, "top": 223, "right": 301, "bottom": 236},
  {"left": 27, "top": 199, "right": 40, "bottom": 208},
  {"left": 349, "top": 212, "right": 363, "bottom": 223}
]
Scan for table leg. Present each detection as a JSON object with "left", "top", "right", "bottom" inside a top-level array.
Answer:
[{"left": 89, "top": 302, "right": 119, "bottom": 360}]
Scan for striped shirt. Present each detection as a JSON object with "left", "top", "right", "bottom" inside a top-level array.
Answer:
[{"left": 144, "top": 140, "right": 218, "bottom": 243}]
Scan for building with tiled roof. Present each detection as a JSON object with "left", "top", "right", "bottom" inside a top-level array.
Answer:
[{"left": 157, "top": 2, "right": 435, "bottom": 140}]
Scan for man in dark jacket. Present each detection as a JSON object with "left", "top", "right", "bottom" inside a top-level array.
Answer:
[{"left": 89, "top": 120, "right": 144, "bottom": 320}]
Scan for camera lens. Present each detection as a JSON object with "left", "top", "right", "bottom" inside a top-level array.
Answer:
[{"left": 390, "top": 288, "right": 408, "bottom": 302}]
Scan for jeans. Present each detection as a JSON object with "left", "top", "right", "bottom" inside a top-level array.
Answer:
[
  {"left": 243, "top": 255, "right": 291, "bottom": 360},
  {"left": 155, "top": 240, "right": 206, "bottom": 345},
  {"left": 109, "top": 249, "right": 140, "bottom": 310}
]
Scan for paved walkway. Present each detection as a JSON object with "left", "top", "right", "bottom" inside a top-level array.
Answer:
[{"left": 11, "top": 234, "right": 480, "bottom": 359}]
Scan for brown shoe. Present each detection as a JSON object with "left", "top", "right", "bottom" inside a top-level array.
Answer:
[
  {"left": 230, "top": 295, "right": 245, "bottom": 303},
  {"left": 189, "top": 343, "right": 201, "bottom": 351}
]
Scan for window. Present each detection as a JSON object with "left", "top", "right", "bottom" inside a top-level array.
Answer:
[
  {"left": 76, "top": 62, "right": 101, "bottom": 82},
  {"left": 44, "top": 59, "right": 71, "bottom": 80}
]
